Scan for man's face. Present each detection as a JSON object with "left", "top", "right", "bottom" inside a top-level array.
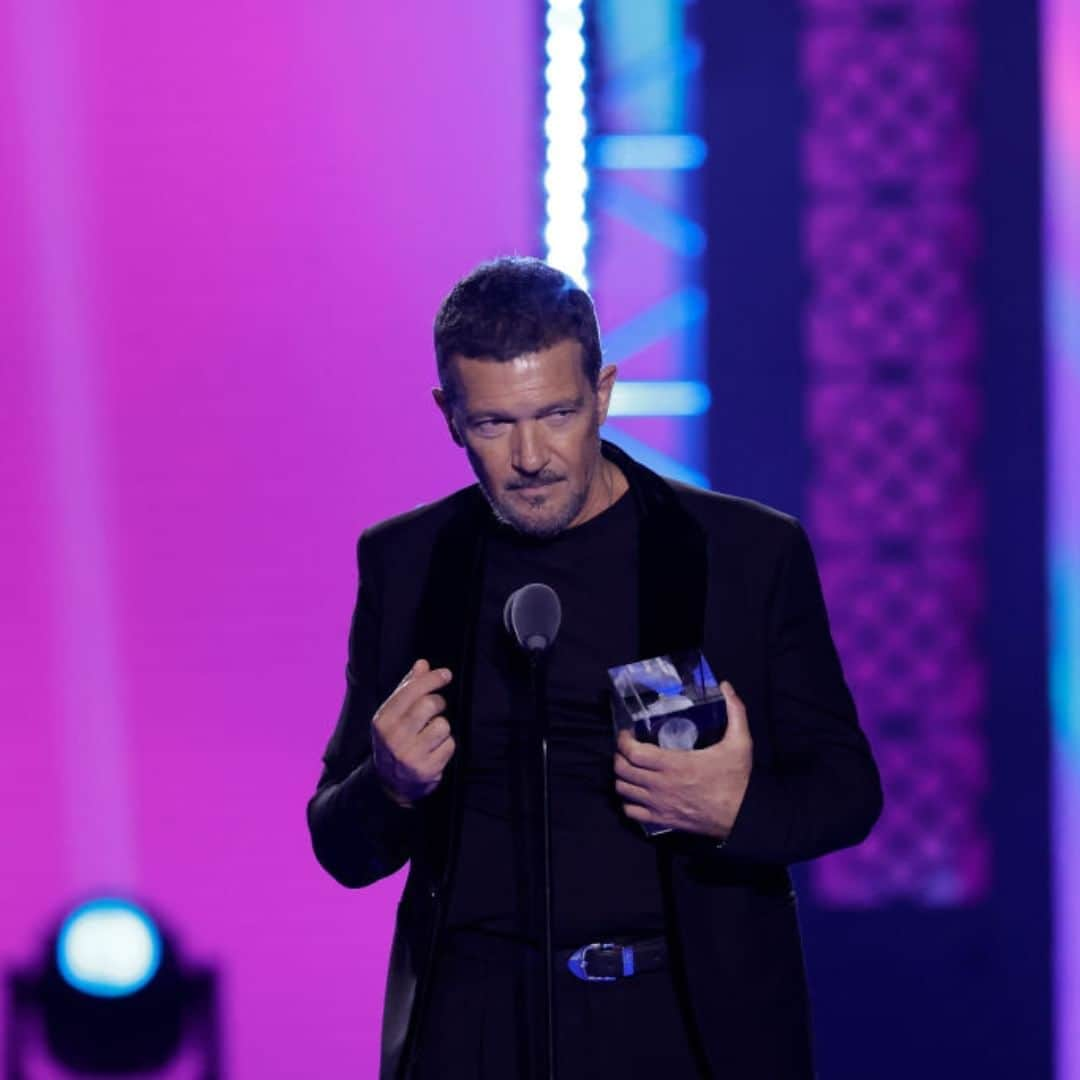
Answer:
[{"left": 434, "top": 339, "right": 617, "bottom": 538}]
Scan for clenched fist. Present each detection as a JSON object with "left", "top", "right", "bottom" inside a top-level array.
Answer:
[{"left": 372, "top": 659, "right": 456, "bottom": 807}]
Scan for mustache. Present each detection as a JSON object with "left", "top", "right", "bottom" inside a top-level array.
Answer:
[{"left": 506, "top": 472, "right": 565, "bottom": 490}]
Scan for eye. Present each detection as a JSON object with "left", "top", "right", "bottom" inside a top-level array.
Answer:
[
  {"left": 473, "top": 418, "right": 508, "bottom": 436},
  {"left": 545, "top": 409, "right": 576, "bottom": 425}
]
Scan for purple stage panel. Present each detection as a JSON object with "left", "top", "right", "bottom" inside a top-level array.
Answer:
[
  {"left": 0, "top": 2, "right": 538, "bottom": 1075},
  {"left": 800, "top": 0, "right": 990, "bottom": 906}
]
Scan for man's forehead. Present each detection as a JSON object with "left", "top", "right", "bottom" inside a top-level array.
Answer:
[{"left": 449, "top": 341, "right": 588, "bottom": 408}]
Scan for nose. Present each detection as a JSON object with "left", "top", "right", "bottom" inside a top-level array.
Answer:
[{"left": 511, "top": 420, "right": 549, "bottom": 475}]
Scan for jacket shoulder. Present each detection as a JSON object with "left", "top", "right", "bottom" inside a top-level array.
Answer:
[
  {"left": 358, "top": 484, "right": 481, "bottom": 562},
  {"left": 666, "top": 478, "right": 801, "bottom": 549}
]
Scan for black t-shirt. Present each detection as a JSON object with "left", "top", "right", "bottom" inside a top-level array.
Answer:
[{"left": 445, "top": 488, "right": 665, "bottom": 946}]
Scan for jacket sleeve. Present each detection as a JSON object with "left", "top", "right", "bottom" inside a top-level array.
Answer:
[
  {"left": 719, "top": 521, "right": 883, "bottom": 865},
  {"left": 306, "top": 529, "right": 416, "bottom": 888}
]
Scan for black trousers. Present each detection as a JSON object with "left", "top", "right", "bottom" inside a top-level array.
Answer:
[{"left": 411, "top": 931, "right": 708, "bottom": 1080}]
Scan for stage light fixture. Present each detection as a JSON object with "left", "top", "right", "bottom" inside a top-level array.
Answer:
[{"left": 5, "top": 896, "right": 220, "bottom": 1079}]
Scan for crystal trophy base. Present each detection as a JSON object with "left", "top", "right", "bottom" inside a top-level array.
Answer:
[{"left": 608, "top": 649, "right": 728, "bottom": 836}]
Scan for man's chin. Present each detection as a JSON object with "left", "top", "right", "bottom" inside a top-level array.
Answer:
[
  {"left": 495, "top": 506, "right": 570, "bottom": 538},
  {"left": 488, "top": 491, "right": 583, "bottom": 538}
]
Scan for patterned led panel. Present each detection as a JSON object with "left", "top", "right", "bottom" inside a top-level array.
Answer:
[{"left": 801, "top": 0, "right": 989, "bottom": 906}]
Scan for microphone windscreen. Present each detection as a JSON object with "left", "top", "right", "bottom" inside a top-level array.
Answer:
[{"left": 503, "top": 583, "right": 562, "bottom": 652}]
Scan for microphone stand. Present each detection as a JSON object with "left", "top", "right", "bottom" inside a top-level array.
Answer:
[
  {"left": 505, "top": 583, "right": 561, "bottom": 1080},
  {"left": 528, "top": 648, "right": 556, "bottom": 1080}
]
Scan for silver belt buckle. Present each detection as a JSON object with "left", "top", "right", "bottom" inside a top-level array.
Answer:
[{"left": 567, "top": 941, "right": 620, "bottom": 982}]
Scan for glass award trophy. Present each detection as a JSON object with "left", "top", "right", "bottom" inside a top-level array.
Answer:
[{"left": 607, "top": 650, "right": 728, "bottom": 835}]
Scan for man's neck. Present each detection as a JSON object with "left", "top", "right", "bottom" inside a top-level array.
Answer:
[{"left": 571, "top": 456, "right": 629, "bottom": 529}]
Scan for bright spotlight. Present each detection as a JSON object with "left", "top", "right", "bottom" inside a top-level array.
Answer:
[{"left": 56, "top": 897, "right": 163, "bottom": 998}]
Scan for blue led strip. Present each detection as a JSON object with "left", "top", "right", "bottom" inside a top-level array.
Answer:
[
  {"left": 593, "top": 133, "right": 707, "bottom": 171},
  {"left": 609, "top": 380, "right": 711, "bottom": 417},
  {"left": 1043, "top": 0, "right": 1080, "bottom": 1072}
]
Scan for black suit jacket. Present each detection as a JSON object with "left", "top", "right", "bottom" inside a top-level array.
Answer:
[{"left": 308, "top": 441, "right": 883, "bottom": 1079}]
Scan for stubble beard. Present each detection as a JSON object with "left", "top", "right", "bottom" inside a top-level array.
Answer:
[
  {"left": 468, "top": 437, "right": 602, "bottom": 540},
  {"left": 488, "top": 478, "right": 590, "bottom": 539}
]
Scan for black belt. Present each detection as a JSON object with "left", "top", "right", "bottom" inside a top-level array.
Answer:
[{"left": 556, "top": 936, "right": 668, "bottom": 982}]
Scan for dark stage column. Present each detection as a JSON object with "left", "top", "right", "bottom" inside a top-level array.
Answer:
[{"left": 702, "top": 2, "right": 1049, "bottom": 1077}]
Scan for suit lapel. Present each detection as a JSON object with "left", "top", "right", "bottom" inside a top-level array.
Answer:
[
  {"left": 601, "top": 440, "right": 708, "bottom": 660},
  {"left": 411, "top": 488, "right": 487, "bottom": 709},
  {"left": 410, "top": 488, "right": 488, "bottom": 871}
]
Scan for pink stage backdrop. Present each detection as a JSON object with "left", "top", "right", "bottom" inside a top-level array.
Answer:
[{"left": 0, "top": 1, "right": 537, "bottom": 1074}]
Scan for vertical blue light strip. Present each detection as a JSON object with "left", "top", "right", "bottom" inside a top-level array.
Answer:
[
  {"left": 544, "top": 0, "right": 590, "bottom": 287},
  {"left": 1043, "top": 1, "right": 1080, "bottom": 1076}
]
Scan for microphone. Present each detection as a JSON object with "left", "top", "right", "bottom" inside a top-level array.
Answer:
[{"left": 503, "top": 583, "right": 562, "bottom": 653}]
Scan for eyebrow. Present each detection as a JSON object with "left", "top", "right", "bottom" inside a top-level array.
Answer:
[{"left": 464, "top": 396, "right": 585, "bottom": 424}]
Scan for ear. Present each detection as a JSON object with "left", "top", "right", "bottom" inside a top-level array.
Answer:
[
  {"left": 432, "top": 387, "right": 464, "bottom": 447},
  {"left": 594, "top": 364, "right": 617, "bottom": 426}
]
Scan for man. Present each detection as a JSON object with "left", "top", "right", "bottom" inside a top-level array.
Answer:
[{"left": 307, "top": 257, "right": 883, "bottom": 1079}]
